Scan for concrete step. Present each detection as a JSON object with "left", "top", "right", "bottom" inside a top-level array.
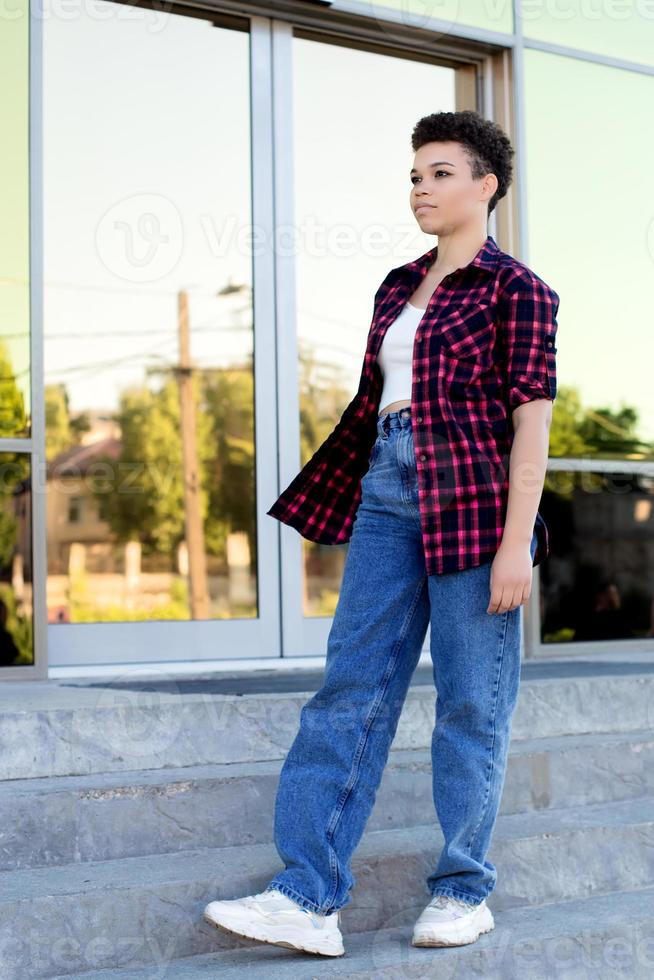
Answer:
[
  {"left": 2, "top": 729, "right": 654, "bottom": 872},
  {"left": 1, "top": 668, "right": 654, "bottom": 780},
  {"left": 1, "top": 796, "right": 653, "bottom": 977},
  {"left": 50, "top": 885, "right": 654, "bottom": 980}
]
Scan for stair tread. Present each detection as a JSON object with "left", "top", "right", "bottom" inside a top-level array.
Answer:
[
  {"left": 2, "top": 727, "right": 653, "bottom": 796},
  {"left": 2, "top": 793, "right": 653, "bottom": 903},
  {"left": 51, "top": 885, "right": 654, "bottom": 979}
]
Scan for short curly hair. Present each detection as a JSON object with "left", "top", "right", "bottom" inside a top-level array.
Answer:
[{"left": 411, "top": 110, "right": 514, "bottom": 215}]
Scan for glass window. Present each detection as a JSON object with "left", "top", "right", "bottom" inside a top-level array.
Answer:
[
  {"left": 0, "top": 0, "right": 31, "bottom": 438},
  {"left": 292, "top": 36, "right": 457, "bottom": 616},
  {"left": 524, "top": 50, "right": 654, "bottom": 455},
  {"left": 540, "top": 469, "right": 654, "bottom": 644},
  {"left": 524, "top": 50, "right": 654, "bottom": 646},
  {"left": 44, "top": 5, "right": 256, "bottom": 624},
  {"left": 521, "top": 0, "right": 654, "bottom": 68}
]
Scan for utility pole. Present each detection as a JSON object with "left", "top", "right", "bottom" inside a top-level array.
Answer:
[{"left": 177, "top": 289, "right": 210, "bottom": 620}]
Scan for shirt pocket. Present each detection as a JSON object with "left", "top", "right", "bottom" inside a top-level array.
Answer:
[{"left": 437, "top": 303, "right": 495, "bottom": 362}]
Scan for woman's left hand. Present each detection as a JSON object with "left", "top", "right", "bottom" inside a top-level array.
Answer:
[{"left": 487, "top": 540, "right": 533, "bottom": 614}]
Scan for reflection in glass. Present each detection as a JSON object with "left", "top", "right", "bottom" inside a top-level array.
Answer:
[
  {"left": 0, "top": 453, "right": 33, "bottom": 666},
  {"left": 44, "top": 7, "right": 255, "bottom": 623},
  {"left": 540, "top": 470, "right": 654, "bottom": 644},
  {"left": 0, "top": 0, "right": 31, "bottom": 438},
  {"left": 524, "top": 51, "right": 654, "bottom": 454},
  {"left": 292, "top": 36, "right": 457, "bottom": 616}
]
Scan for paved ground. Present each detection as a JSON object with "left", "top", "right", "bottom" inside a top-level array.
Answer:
[{"left": 56, "top": 655, "right": 654, "bottom": 695}]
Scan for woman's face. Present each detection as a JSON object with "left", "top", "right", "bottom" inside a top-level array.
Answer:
[{"left": 410, "top": 140, "right": 493, "bottom": 235}]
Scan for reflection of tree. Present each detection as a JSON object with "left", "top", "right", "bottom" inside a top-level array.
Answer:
[
  {"left": 203, "top": 368, "right": 255, "bottom": 563},
  {"left": 579, "top": 405, "right": 645, "bottom": 457},
  {"left": 545, "top": 386, "right": 654, "bottom": 498},
  {"left": 0, "top": 509, "right": 18, "bottom": 569},
  {"left": 0, "top": 587, "right": 32, "bottom": 666},
  {"left": 0, "top": 341, "right": 27, "bottom": 437},
  {"left": 78, "top": 368, "right": 256, "bottom": 567},
  {"left": 87, "top": 378, "right": 204, "bottom": 557},
  {"left": 45, "top": 384, "right": 91, "bottom": 462},
  {"left": 0, "top": 352, "right": 32, "bottom": 666},
  {"left": 297, "top": 346, "right": 352, "bottom": 465}
]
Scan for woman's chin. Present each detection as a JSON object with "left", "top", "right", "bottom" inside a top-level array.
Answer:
[{"left": 416, "top": 216, "right": 440, "bottom": 233}]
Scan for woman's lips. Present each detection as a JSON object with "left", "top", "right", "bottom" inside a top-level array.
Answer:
[{"left": 415, "top": 205, "right": 436, "bottom": 213}]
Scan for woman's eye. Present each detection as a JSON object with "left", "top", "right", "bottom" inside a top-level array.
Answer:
[{"left": 411, "top": 171, "right": 449, "bottom": 184}]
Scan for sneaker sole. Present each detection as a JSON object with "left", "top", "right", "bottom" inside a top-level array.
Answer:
[{"left": 202, "top": 910, "right": 345, "bottom": 957}]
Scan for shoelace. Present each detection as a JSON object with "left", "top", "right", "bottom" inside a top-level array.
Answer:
[
  {"left": 430, "top": 894, "right": 476, "bottom": 910},
  {"left": 251, "top": 890, "right": 338, "bottom": 923}
]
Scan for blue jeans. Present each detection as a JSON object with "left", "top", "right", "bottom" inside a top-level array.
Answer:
[{"left": 266, "top": 406, "right": 538, "bottom": 914}]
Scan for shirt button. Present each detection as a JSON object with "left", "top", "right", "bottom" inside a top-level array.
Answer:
[
  {"left": 547, "top": 340, "right": 554, "bottom": 347},
  {"left": 416, "top": 416, "right": 423, "bottom": 423},
  {"left": 420, "top": 453, "right": 427, "bottom": 461}
]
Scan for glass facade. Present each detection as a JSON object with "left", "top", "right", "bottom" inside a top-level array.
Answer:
[
  {"left": 1, "top": 0, "right": 651, "bottom": 673},
  {"left": 523, "top": 48, "right": 654, "bottom": 644}
]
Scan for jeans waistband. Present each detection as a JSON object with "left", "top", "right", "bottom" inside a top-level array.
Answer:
[{"left": 377, "top": 406, "right": 412, "bottom": 437}]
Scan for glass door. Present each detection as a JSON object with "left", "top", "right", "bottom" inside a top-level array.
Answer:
[
  {"left": 273, "top": 24, "right": 492, "bottom": 658},
  {"left": 42, "top": 8, "right": 282, "bottom": 668}
]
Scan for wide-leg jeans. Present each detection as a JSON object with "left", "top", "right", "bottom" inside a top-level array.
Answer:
[{"left": 266, "top": 406, "right": 538, "bottom": 915}]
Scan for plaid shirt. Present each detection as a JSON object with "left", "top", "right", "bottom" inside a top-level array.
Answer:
[{"left": 267, "top": 234, "right": 559, "bottom": 575}]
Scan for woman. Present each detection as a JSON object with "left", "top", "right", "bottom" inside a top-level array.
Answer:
[{"left": 204, "top": 109, "right": 559, "bottom": 958}]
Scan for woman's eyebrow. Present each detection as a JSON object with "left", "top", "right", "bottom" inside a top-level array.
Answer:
[{"left": 410, "top": 161, "right": 456, "bottom": 174}]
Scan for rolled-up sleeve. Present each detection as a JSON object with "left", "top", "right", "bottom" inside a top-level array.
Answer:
[{"left": 499, "top": 273, "right": 559, "bottom": 410}]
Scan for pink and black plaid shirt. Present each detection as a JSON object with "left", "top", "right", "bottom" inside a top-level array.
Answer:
[{"left": 267, "top": 234, "right": 559, "bottom": 575}]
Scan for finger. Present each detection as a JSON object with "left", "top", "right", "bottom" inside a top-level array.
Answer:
[
  {"left": 497, "top": 583, "right": 521, "bottom": 613},
  {"left": 487, "top": 584, "right": 506, "bottom": 614},
  {"left": 507, "top": 584, "right": 523, "bottom": 611}
]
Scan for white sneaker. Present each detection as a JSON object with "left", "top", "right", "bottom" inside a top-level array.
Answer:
[
  {"left": 412, "top": 894, "right": 495, "bottom": 947},
  {"left": 203, "top": 887, "right": 345, "bottom": 957}
]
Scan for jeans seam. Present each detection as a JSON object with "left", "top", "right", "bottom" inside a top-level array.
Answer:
[
  {"left": 323, "top": 575, "right": 427, "bottom": 909},
  {"left": 464, "top": 609, "right": 508, "bottom": 855},
  {"left": 266, "top": 880, "right": 326, "bottom": 915}
]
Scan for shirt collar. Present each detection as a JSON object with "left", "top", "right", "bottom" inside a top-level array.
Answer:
[{"left": 394, "top": 233, "right": 501, "bottom": 280}]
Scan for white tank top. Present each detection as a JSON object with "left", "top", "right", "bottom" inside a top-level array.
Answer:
[{"left": 377, "top": 301, "right": 426, "bottom": 414}]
